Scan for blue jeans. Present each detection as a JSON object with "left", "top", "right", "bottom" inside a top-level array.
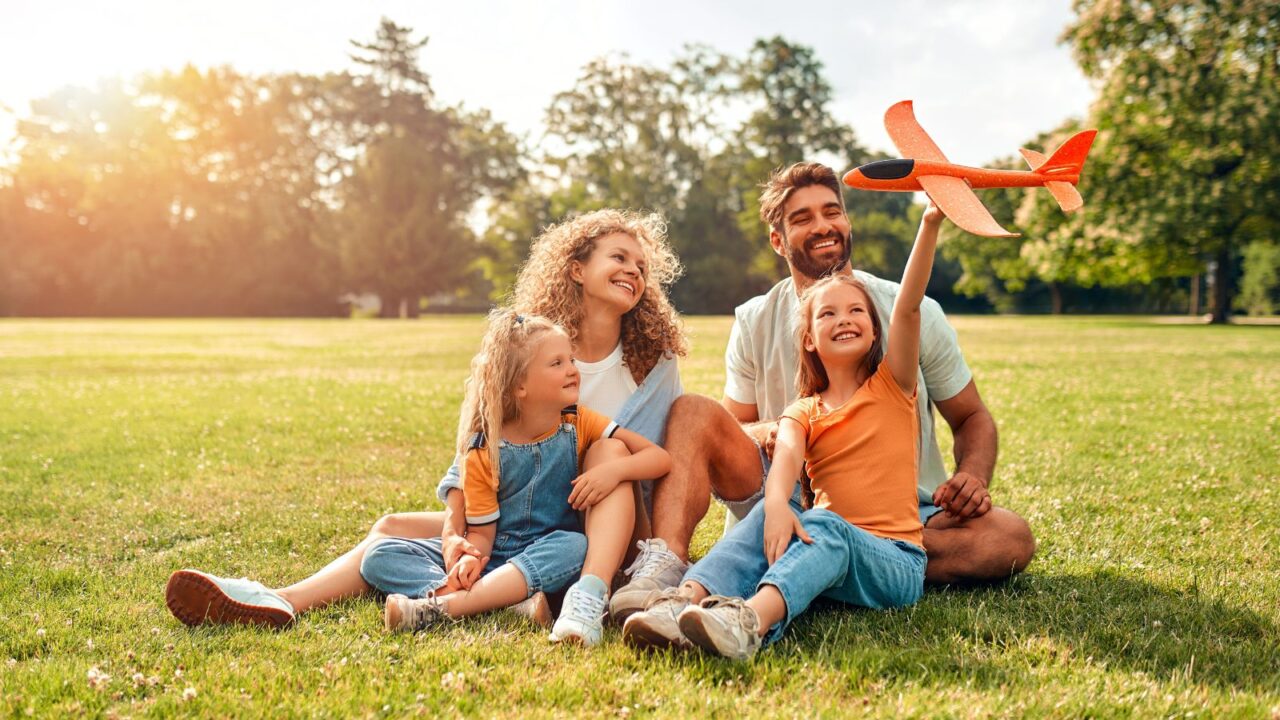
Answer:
[
  {"left": 361, "top": 417, "right": 590, "bottom": 598},
  {"left": 685, "top": 500, "right": 927, "bottom": 645},
  {"left": 360, "top": 530, "right": 587, "bottom": 599}
]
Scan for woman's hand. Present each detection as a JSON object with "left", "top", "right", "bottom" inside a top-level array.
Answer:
[
  {"left": 568, "top": 468, "right": 622, "bottom": 510},
  {"left": 763, "top": 500, "right": 813, "bottom": 566}
]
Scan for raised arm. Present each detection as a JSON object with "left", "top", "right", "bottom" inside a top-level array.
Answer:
[{"left": 887, "top": 202, "right": 945, "bottom": 393}]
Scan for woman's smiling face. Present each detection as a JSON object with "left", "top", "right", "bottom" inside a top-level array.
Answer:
[{"left": 571, "top": 232, "right": 648, "bottom": 314}]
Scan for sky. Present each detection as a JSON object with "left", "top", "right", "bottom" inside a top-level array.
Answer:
[{"left": 1, "top": 0, "right": 1097, "bottom": 165}]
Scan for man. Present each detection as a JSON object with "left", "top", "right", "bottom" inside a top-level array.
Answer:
[{"left": 610, "top": 162, "right": 1036, "bottom": 622}]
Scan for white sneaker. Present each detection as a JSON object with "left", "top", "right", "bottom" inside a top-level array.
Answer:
[
  {"left": 165, "top": 570, "right": 295, "bottom": 629},
  {"left": 677, "top": 595, "right": 762, "bottom": 661},
  {"left": 609, "top": 539, "right": 688, "bottom": 623},
  {"left": 549, "top": 579, "right": 608, "bottom": 646},
  {"left": 384, "top": 593, "right": 449, "bottom": 633},
  {"left": 621, "top": 587, "right": 693, "bottom": 650}
]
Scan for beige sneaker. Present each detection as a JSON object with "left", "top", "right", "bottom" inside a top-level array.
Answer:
[
  {"left": 622, "top": 588, "right": 693, "bottom": 650},
  {"left": 609, "top": 539, "right": 688, "bottom": 624},
  {"left": 510, "top": 591, "right": 553, "bottom": 628},
  {"left": 677, "top": 595, "right": 762, "bottom": 661},
  {"left": 384, "top": 593, "right": 448, "bottom": 633}
]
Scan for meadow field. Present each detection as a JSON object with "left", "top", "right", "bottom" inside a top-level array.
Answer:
[{"left": 1, "top": 316, "right": 1277, "bottom": 718}]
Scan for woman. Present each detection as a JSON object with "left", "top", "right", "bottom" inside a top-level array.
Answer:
[{"left": 164, "top": 209, "right": 689, "bottom": 628}]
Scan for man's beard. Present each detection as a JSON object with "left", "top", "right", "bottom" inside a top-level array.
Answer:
[{"left": 784, "top": 228, "right": 852, "bottom": 280}]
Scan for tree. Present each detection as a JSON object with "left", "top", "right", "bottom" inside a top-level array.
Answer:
[
  {"left": 1064, "top": 0, "right": 1280, "bottom": 323},
  {"left": 338, "top": 19, "right": 520, "bottom": 317}
]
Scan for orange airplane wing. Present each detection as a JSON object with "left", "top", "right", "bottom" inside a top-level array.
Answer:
[
  {"left": 885, "top": 100, "right": 949, "bottom": 162},
  {"left": 917, "top": 175, "right": 1019, "bottom": 238}
]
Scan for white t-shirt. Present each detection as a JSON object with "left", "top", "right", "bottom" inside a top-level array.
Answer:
[
  {"left": 723, "top": 272, "right": 973, "bottom": 497},
  {"left": 577, "top": 342, "right": 639, "bottom": 418}
]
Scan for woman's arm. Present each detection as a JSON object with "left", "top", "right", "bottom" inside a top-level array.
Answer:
[{"left": 887, "top": 202, "right": 944, "bottom": 394}]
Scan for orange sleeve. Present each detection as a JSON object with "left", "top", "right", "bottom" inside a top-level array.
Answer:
[
  {"left": 574, "top": 405, "right": 620, "bottom": 458},
  {"left": 461, "top": 449, "right": 500, "bottom": 525},
  {"left": 780, "top": 397, "right": 814, "bottom": 434}
]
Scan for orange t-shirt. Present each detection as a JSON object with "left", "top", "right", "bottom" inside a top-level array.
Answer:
[
  {"left": 461, "top": 406, "right": 618, "bottom": 525},
  {"left": 781, "top": 359, "right": 923, "bottom": 548}
]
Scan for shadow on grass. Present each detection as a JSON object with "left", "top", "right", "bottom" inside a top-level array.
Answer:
[{"left": 686, "top": 570, "right": 1278, "bottom": 694}]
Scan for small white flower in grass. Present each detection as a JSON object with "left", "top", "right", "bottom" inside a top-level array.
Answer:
[
  {"left": 441, "top": 671, "right": 466, "bottom": 692},
  {"left": 87, "top": 666, "right": 110, "bottom": 690},
  {"left": 182, "top": 686, "right": 197, "bottom": 702}
]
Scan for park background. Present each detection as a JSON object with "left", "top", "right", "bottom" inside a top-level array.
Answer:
[
  {"left": 2, "top": 1, "right": 1279, "bottom": 717},
  {"left": 1, "top": 0, "right": 1277, "bottom": 321}
]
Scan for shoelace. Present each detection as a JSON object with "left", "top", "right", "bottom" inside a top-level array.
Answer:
[
  {"left": 702, "top": 595, "right": 759, "bottom": 633},
  {"left": 563, "top": 585, "right": 608, "bottom": 622},
  {"left": 623, "top": 540, "right": 677, "bottom": 579},
  {"left": 408, "top": 593, "right": 448, "bottom": 630}
]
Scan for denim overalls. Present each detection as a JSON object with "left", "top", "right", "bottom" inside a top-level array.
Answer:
[{"left": 360, "top": 409, "right": 589, "bottom": 598}]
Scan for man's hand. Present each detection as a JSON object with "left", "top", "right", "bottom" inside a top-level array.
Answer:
[
  {"left": 763, "top": 500, "right": 813, "bottom": 565},
  {"left": 441, "top": 526, "right": 483, "bottom": 570},
  {"left": 568, "top": 467, "right": 622, "bottom": 510},
  {"left": 745, "top": 421, "right": 780, "bottom": 461},
  {"left": 932, "top": 470, "right": 992, "bottom": 520}
]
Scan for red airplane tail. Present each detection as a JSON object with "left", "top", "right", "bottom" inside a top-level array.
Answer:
[{"left": 1019, "top": 129, "right": 1097, "bottom": 213}]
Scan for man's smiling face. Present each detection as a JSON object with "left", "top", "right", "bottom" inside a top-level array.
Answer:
[{"left": 774, "top": 184, "right": 852, "bottom": 280}]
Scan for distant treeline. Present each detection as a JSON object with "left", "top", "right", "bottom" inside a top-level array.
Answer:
[{"left": 1, "top": 4, "right": 1277, "bottom": 320}]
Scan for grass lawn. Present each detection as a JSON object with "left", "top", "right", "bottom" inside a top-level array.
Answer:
[{"left": 2, "top": 315, "right": 1278, "bottom": 718}]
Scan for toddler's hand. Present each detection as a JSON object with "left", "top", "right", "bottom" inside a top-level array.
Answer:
[
  {"left": 568, "top": 468, "right": 621, "bottom": 510},
  {"left": 444, "top": 554, "right": 487, "bottom": 591},
  {"left": 763, "top": 501, "right": 812, "bottom": 565},
  {"left": 442, "top": 531, "right": 483, "bottom": 570}
]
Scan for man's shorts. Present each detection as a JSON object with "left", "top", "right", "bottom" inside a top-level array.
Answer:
[{"left": 717, "top": 436, "right": 948, "bottom": 528}]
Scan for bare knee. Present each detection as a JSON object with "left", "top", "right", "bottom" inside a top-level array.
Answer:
[
  {"left": 666, "top": 394, "right": 734, "bottom": 442},
  {"left": 584, "top": 437, "right": 629, "bottom": 468},
  {"left": 368, "top": 512, "right": 411, "bottom": 540}
]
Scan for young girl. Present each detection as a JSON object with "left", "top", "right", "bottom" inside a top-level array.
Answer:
[
  {"left": 623, "top": 204, "right": 946, "bottom": 660},
  {"left": 366, "top": 309, "right": 671, "bottom": 643},
  {"left": 164, "top": 210, "right": 687, "bottom": 631}
]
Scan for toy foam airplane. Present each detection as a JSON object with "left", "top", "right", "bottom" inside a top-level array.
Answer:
[{"left": 843, "top": 100, "right": 1097, "bottom": 237}]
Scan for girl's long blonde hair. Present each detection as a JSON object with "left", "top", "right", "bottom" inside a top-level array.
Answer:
[
  {"left": 794, "top": 275, "right": 884, "bottom": 397},
  {"left": 456, "top": 309, "right": 566, "bottom": 472},
  {"left": 512, "top": 209, "right": 687, "bottom": 384}
]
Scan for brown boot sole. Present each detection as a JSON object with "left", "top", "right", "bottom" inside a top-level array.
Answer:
[
  {"left": 622, "top": 616, "right": 691, "bottom": 651},
  {"left": 165, "top": 570, "right": 293, "bottom": 629}
]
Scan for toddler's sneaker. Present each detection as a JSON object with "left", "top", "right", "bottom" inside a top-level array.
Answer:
[
  {"left": 510, "top": 591, "right": 553, "bottom": 628},
  {"left": 677, "top": 595, "right": 762, "bottom": 661},
  {"left": 384, "top": 593, "right": 449, "bottom": 633},
  {"left": 165, "top": 569, "right": 295, "bottom": 629},
  {"left": 621, "top": 587, "right": 693, "bottom": 650},
  {"left": 549, "top": 575, "right": 608, "bottom": 646},
  {"left": 609, "top": 539, "right": 689, "bottom": 624}
]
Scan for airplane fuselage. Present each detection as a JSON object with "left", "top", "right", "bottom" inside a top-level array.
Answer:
[{"left": 843, "top": 158, "right": 1080, "bottom": 192}]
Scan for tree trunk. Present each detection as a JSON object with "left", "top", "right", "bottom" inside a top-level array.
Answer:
[
  {"left": 378, "top": 294, "right": 397, "bottom": 319},
  {"left": 1209, "top": 248, "right": 1231, "bottom": 324},
  {"left": 1189, "top": 273, "right": 1200, "bottom": 316},
  {"left": 1049, "top": 282, "right": 1064, "bottom": 315}
]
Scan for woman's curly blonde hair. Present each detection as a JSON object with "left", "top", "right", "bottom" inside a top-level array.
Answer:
[{"left": 512, "top": 209, "right": 687, "bottom": 384}]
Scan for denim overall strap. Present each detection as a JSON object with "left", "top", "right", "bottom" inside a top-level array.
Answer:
[{"left": 488, "top": 416, "right": 583, "bottom": 564}]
